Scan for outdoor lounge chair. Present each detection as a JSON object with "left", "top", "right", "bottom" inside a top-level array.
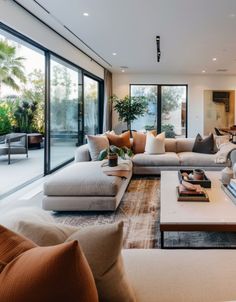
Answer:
[{"left": 0, "top": 133, "right": 28, "bottom": 164}]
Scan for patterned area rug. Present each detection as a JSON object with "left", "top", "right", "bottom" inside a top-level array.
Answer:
[
  {"left": 54, "top": 176, "right": 160, "bottom": 248},
  {"left": 53, "top": 176, "right": 236, "bottom": 249}
]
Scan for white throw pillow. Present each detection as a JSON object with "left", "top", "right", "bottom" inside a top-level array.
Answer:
[{"left": 145, "top": 131, "right": 165, "bottom": 154}]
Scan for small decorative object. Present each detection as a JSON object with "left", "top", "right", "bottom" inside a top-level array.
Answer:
[
  {"left": 108, "top": 153, "right": 118, "bottom": 167},
  {"left": 233, "top": 162, "right": 236, "bottom": 178},
  {"left": 232, "top": 132, "right": 236, "bottom": 144},
  {"left": 221, "top": 152, "right": 234, "bottom": 185},
  {"left": 221, "top": 166, "right": 233, "bottom": 185},
  {"left": 98, "top": 145, "right": 133, "bottom": 167},
  {"left": 178, "top": 169, "right": 211, "bottom": 188},
  {"left": 193, "top": 169, "right": 205, "bottom": 180}
]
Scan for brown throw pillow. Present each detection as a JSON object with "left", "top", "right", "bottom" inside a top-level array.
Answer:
[
  {"left": 66, "top": 221, "right": 136, "bottom": 302},
  {"left": 106, "top": 131, "right": 131, "bottom": 148},
  {"left": 192, "top": 133, "right": 214, "bottom": 154},
  {"left": 132, "top": 130, "right": 157, "bottom": 154},
  {"left": 0, "top": 225, "right": 98, "bottom": 302}
]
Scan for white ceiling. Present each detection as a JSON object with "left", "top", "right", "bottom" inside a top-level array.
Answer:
[{"left": 16, "top": 0, "right": 236, "bottom": 75}]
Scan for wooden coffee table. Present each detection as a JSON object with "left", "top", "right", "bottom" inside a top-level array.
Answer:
[{"left": 160, "top": 171, "right": 236, "bottom": 249}]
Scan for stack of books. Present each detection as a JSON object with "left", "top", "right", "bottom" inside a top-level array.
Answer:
[
  {"left": 227, "top": 179, "right": 236, "bottom": 198},
  {"left": 177, "top": 182, "right": 209, "bottom": 202}
]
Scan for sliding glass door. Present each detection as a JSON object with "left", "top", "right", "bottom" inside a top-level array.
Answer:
[
  {"left": 84, "top": 75, "right": 99, "bottom": 136},
  {"left": 161, "top": 86, "right": 187, "bottom": 137},
  {"left": 130, "top": 84, "right": 187, "bottom": 137},
  {"left": 50, "top": 55, "right": 81, "bottom": 170}
]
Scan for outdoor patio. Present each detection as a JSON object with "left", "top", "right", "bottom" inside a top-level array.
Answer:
[{"left": 0, "top": 148, "right": 44, "bottom": 198}]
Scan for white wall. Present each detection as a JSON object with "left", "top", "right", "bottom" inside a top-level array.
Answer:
[
  {"left": 112, "top": 73, "right": 236, "bottom": 137},
  {"left": 0, "top": 0, "right": 104, "bottom": 79}
]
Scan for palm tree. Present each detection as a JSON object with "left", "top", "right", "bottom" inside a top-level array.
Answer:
[{"left": 0, "top": 40, "right": 26, "bottom": 97}]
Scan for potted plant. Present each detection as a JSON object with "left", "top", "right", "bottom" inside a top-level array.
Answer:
[
  {"left": 111, "top": 95, "right": 148, "bottom": 131},
  {"left": 98, "top": 145, "right": 133, "bottom": 167}
]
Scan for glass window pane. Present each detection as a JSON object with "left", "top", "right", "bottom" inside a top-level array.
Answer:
[
  {"left": 131, "top": 85, "right": 158, "bottom": 131},
  {"left": 50, "top": 56, "right": 79, "bottom": 169},
  {"left": 84, "top": 75, "right": 99, "bottom": 135},
  {"left": 161, "top": 86, "right": 187, "bottom": 138},
  {"left": 0, "top": 28, "right": 45, "bottom": 197}
]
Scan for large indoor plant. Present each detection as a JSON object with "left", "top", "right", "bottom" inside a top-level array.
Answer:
[{"left": 112, "top": 95, "right": 148, "bottom": 131}]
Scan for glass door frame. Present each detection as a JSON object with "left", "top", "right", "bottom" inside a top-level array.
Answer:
[
  {"left": 83, "top": 71, "right": 104, "bottom": 136},
  {"left": 0, "top": 22, "right": 104, "bottom": 177},
  {"left": 129, "top": 84, "right": 188, "bottom": 137}
]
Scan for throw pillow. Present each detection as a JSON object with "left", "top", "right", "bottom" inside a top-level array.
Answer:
[
  {"left": 192, "top": 133, "right": 215, "bottom": 154},
  {"left": 0, "top": 225, "right": 98, "bottom": 302},
  {"left": 106, "top": 131, "right": 131, "bottom": 148},
  {"left": 66, "top": 221, "right": 136, "bottom": 302},
  {"left": 7, "top": 220, "right": 78, "bottom": 246},
  {"left": 87, "top": 135, "right": 109, "bottom": 161},
  {"left": 145, "top": 132, "right": 165, "bottom": 154},
  {"left": 132, "top": 130, "right": 157, "bottom": 154}
]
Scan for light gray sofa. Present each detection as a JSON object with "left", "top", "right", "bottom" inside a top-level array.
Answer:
[
  {"left": 43, "top": 137, "right": 236, "bottom": 212},
  {"left": 43, "top": 160, "right": 132, "bottom": 211},
  {"left": 75, "top": 137, "right": 230, "bottom": 174}
]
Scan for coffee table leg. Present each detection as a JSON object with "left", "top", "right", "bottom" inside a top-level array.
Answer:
[{"left": 161, "top": 231, "right": 164, "bottom": 249}]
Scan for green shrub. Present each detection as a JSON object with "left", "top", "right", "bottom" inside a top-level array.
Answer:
[
  {"left": 162, "top": 124, "right": 176, "bottom": 138},
  {"left": 0, "top": 102, "right": 12, "bottom": 135}
]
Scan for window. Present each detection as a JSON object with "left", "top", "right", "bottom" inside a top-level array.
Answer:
[
  {"left": 131, "top": 85, "right": 158, "bottom": 131},
  {"left": 50, "top": 55, "right": 81, "bottom": 170},
  {"left": 130, "top": 84, "right": 187, "bottom": 137},
  {"left": 0, "top": 23, "right": 104, "bottom": 197},
  {"left": 0, "top": 28, "right": 45, "bottom": 197},
  {"left": 84, "top": 75, "right": 100, "bottom": 135}
]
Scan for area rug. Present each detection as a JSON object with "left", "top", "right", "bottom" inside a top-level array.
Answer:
[
  {"left": 53, "top": 176, "right": 160, "bottom": 249},
  {"left": 52, "top": 176, "right": 236, "bottom": 249}
]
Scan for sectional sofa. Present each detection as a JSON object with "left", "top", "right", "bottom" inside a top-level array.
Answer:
[
  {"left": 75, "top": 137, "right": 229, "bottom": 174},
  {"left": 43, "top": 137, "right": 236, "bottom": 211}
]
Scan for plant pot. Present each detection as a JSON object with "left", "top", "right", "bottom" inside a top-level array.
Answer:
[{"left": 108, "top": 153, "right": 118, "bottom": 167}]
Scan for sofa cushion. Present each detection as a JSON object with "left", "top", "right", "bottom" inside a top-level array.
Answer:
[
  {"left": 165, "top": 138, "right": 177, "bottom": 152},
  {"left": 192, "top": 133, "right": 215, "bottom": 154},
  {"left": 66, "top": 221, "right": 136, "bottom": 302},
  {"left": 132, "top": 130, "right": 156, "bottom": 154},
  {"left": 87, "top": 135, "right": 109, "bottom": 161},
  {"left": 145, "top": 132, "right": 165, "bottom": 154},
  {"left": 178, "top": 152, "right": 223, "bottom": 167},
  {"left": 0, "top": 225, "right": 98, "bottom": 302},
  {"left": 106, "top": 131, "right": 131, "bottom": 148},
  {"left": 176, "top": 138, "right": 195, "bottom": 153},
  {"left": 132, "top": 152, "right": 180, "bottom": 166},
  {"left": 44, "top": 162, "right": 123, "bottom": 196},
  {"left": 122, "top": 249, "right": 236, "bottom": 302}
]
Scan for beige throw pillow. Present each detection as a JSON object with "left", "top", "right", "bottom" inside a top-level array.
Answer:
[
  {"left": 66, "top": 221, "right": 136, "bottom": 302},
  {"left": 10, "top": 221, "right": 78, "bottom": 246},
  {"left": 145, "top": 132, "right": 165, "bottom": 154},
  {"left": 87, "top": 135, "right": 109, "bottom": 161}
]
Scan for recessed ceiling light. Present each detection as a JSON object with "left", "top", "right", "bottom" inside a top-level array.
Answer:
[
  {"left": 83, "top": 12, "right": 89, "bottom": 16},
  {"left": 121, "top": 69, "right": 125, "bottom": 73},
  {"left": 112, "top": 52, "right": 117, "bottom": 56},
  {"left": 212, "top": 57, "right": 217, "bottom": 61},
  {"left": 229, "top": 13, "right": 235, "bottom": 18},
  {"left": 202, "top": 70, "right": 206, "bottom": 73}
]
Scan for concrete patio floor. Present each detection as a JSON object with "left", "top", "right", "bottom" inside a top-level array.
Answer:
[{"left": 0, "top": 149, "right": 44, "bottom": 198}]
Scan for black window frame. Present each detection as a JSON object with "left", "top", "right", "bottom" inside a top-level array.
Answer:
[
  {"left": 129, "top": 84, "right": 188, "bottom": 137},
  {"left": 0, "top": 22, "right": 104, "bottom": 175}
]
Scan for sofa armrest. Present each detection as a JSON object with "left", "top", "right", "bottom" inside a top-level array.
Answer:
[{"left": 74, "top": 144, "right": 91, "bottom": 162}]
